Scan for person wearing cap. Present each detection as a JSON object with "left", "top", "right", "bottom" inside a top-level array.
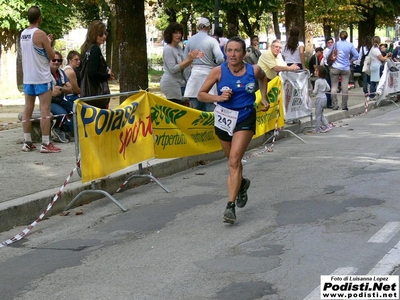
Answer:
[{"left": 183, "top": 17, "right": 224, "bottom": 111}]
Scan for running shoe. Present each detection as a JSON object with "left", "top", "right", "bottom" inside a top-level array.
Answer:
[
  {"left": 40, "top": 143, "right": 61, "bottom": 153},
  {"left": 52, "top": 128, "right": 69, "bottom": 143},
  {"left": 21, "top": 142, "right": 37, "bottom": 152},
  {"left": 223, "top": 202, "right": 236, "bottom": 224},
  {"left": 236, "top": 178, "right": 251, "bottom": 208},
  {"left": 65, "top": 131, "right": 74, "bottom": 142},
  {"left": 316, "top": 127, "right": 328, "bottom": 134}
]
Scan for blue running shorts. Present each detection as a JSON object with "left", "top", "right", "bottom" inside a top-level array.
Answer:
[{"left": 23, "top": 82, "right": 52, "bottom": 96}]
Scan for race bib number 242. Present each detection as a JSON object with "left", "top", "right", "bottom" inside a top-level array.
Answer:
[{"left": 214, "top": 104, "right": 238, "bottom": 136}]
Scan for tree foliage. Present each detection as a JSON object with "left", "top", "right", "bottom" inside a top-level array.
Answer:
[
  {"left": 305, "top": 0, "right": 400, "bottom": 42},
  {"left": 1, "top": 0, "right": 400, "bottom": 99}
]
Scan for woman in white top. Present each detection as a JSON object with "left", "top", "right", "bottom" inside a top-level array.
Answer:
[
  {"left": 369, "top": 36, "right": 392, "bottom": 99},
  {"left": 281, "top": 26, "right": 305, "bottom": 69}
]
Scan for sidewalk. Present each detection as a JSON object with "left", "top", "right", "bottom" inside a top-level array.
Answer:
[{"left": 0, "top": 87, "right": 376, "bottom": 232}]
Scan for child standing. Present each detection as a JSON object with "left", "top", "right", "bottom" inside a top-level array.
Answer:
[{"left": 313, "top": 65, "right": 332, "bottom": 133}]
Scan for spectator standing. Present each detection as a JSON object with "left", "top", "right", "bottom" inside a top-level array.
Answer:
[
  {"left": 392, "top": 42, "right": 400, "bottom": 62},
  {"left": 160, "top": 22, "right": 203, "bottom": 105},
  {"left": 214, "top": 26, "right": 228, "bottom": 60},
  {"left": 20, "top": 6, "right": 61, "bottom": 153},
  {"left": 312, "top": 66, "right": 332, "bottom": 133},
  {"left": 50, "top": 51, "right": 74, "bottom": 143},
  {"left": 281, "top": 26, "right": 306, "bottom": 69},
  {"left": 257, "top": 39, "right": 300, "bottom": 81},
  {"left": 80, "top": 20, "right": 114, "bottom": 109},
  {"left": 327, "top": 31, "right": 359, "bottom": 111},
  {"left": 320, "top": 37, "right": 334, "bottom": 108},
  {"left": 369, "top": 36, "right": 392, "bottom": 100},
  {"left": 183, "top": 17, "right": 224, "bottom": 111},
  {"left": 379, "top": 43, "right": 390, "bottom": 76},
  {"left": 309, "top": 47, "right": 323, "bottom": 76},
  {"left": 245, "top": 35, "right": 262, "bottom": 65},
  {"left": 358, "top": 36, "right": 372, "bottom": 97},
  {"left": 198, "top": 37, "right": 269, "bottom": 224}
]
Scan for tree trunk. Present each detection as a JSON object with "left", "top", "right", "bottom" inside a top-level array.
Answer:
[
  {"left": 115, "top": 0, "right": 148, "bottom": 101},
  {"left": 16, "top": 36, "right": 23, "bottom": 87},
  {"left": 0, "top": 43, "right": 21, "bottom": 98},
  {"left": 272, "top": 11, "right": 281, "bottom": 40},
  {"left": 358, "top": 11, "right": 376, "bottom": 49},
  {"left": 305, "top": 24, "right": 313, "bottom": 62},
  {"left": 181, "top": 13, "right": 190, "bottom": 40},
  {"left": 108, "top": 5, "right": 119, "bottom": 80},
  {"left": 285, "top": 0, "right": 305, "bottom": 41},
  {"left": 165, "top": 8, "right": 177, "bottom": 23},
  {"left": 238, "top": 12, "right": 253, "bottom": 38},
  {"left": 226, "top": 8, "right": 239, "bottom": 38},
  {"left": 322, "top": 18, "right": 332, "bottom": 41}
]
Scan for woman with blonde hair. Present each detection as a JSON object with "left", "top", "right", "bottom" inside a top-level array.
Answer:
[
  {"left": 80, "top": 20, "right": 114, "bottom": 108},
  {"left": 369, "top": 36, "right": 392, "bottom": 99}
]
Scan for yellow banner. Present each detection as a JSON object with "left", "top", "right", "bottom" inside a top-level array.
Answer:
[
  {"left": 75, "top": 77, "right": 284, "bottom": 182},
  {"left": 76, "top": 91, "right": 155, "bottom": 183},
  {"left": 147, "top": 93, "right": 221, "bottom": 158},
  {"left": 148, "top": 76, "right": 284, "bottom": 158},
  {"left": 254, "top": 76, "right": 284, "bottom": 137}
]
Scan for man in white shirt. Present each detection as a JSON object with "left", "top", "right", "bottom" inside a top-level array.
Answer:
[
  {"left": 20, "top": 6, "right": 61, "bottom": 153},
  {"left": 184, "top": 17, "right": 224, "bottom": 111}
]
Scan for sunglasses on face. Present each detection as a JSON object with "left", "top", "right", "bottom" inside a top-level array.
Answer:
[
  {"left": 99, "top": 31, "right": 108, "bottom": 37},
  {"left": 52, "top": 59, "right": 62, "bottom": 63}
]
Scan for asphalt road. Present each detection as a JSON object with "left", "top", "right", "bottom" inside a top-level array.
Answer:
[{"left": 1, "top": 104, "right": 400, "bottom": 300}]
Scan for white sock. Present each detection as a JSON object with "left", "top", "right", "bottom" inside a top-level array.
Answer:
[
  {"left": 24, "top": 133, "right": 32, "bottom": 143},
  {"left": 42, "top": 136, "right": 50, "bottom": 145}
]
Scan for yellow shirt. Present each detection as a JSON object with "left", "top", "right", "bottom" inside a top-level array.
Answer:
[{"left": 257, "top": 48, "right": 287, "bottom": 80}]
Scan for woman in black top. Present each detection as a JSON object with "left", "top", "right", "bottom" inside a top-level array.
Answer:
[{"left": 80, "top": 20, "right": 114, "bottom": 108}]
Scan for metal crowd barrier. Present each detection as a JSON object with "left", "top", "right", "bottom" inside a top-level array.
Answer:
[{"left": 64, "top": 91, "right": 170, "bottom": 213}]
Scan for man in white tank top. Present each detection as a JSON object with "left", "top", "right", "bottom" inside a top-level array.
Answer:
[{"left": 20, "top": 6, "right": 61, "bottom": 153}]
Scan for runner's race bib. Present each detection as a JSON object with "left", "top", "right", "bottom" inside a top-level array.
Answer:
[{"left": 214, "top": 104, "right": 238, "bottom": 136}]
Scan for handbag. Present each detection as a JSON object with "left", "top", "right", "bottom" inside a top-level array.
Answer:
[
  {"left": 361, "top": 48, "right": 371, "bottom": 76},
  {"left": 327, "top": 44, "right": 338, "bottom": 66},
  {"left": 80, "top": 46, "right": 111, "bottom": 109}
]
